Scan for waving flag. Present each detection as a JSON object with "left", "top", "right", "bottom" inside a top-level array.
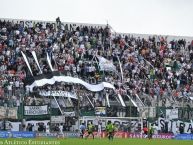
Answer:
[
  {"left": 47, "top": 52, "right": 54, "bottom": 72},
  {"left": 31, "top": 51, "right": 43, "bottom": 74},
  {"left": 21, "top": 51, "right": 33, "bottom": 76},
  {"left": 97, "top": 56, "right": 116, "bottom": 72}
]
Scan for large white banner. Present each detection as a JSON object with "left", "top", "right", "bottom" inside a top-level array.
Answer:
[
  {"left": 158, "top": 117, "right": 193, "bottom": 134},
  {"left": 24, "top": 105, "right": 48, "bottom": 115},
  {"left": 80, "top": 116, "right": 140, "bottom": 130},
  {"left": 27, "top": 76, "right": 115, "bottom": 92},
  {"left": 81, "top": 117, "right": 193, "bottom": 134},
  {"left": 166, "top": 109, "right": 178, "bottom": 119}
]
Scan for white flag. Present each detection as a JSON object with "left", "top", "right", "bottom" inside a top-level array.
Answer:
[
  {"left": 21, "top": 51, "right": 33, "bottom": 76},
  {"left": 31, "top": 51, "right": 43, "bottom": 74},
  {"left": 117, "top": 94, "right": 126, "bottom": 107},
  {"left": 47, "top": 53, "right": 54, "bottom": 71},
  {"left": 97, "top": 56, "right": 116, "bottom": 72},
  {"left": 127, "top": 95, "right": 138, "bottom": 108},
  {"left": 106, "top": 93, "right": 110, "bottom": 107}
]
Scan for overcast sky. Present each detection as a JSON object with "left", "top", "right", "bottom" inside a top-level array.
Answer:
[{"left": 0, "top": 0, "right": 193, "bottom": 36}]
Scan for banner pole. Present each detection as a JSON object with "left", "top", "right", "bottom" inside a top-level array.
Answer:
[{"left": 53, "top": 96, "right": 63, "bottom": 115}]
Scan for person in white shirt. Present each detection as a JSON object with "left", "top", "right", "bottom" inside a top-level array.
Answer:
[
  {"left": 153, "top": 124, "right": 158, "bottom": 135},
  {"left": 7, "top": 83, "right": 12, "bottom": 97},
  {"left": 58, "top": 124, "right": 64, "bottom": 138},
  {"left": 35, "top": 123, "right": 39, "bottom": 132},
  {"left": 46, "top": 123, "right": 50, "bottom": 134},
  {"left": 174, "top": 125, "right": 179, "bottom": 135},
  {"left": 98, "top": 121, "right": 102, "bottom": 138},
  {"left": 9, "top": 123, "right": 13, "bottom": 131}
]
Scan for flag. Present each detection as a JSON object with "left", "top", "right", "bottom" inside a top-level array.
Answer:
[
  {"left": 127, "top": 95, "right": 139, "bottom": 111},
  {"left": 130, "top": 97, "right": 138, "bottom": 108},
  {"left": 97, "top": 56, "right": 116, "bottom": 72},
  {"left": 117, "top": 94, "right": 126, "bottom": 107},
  {"left": 106, "top": 93, "right": 110, "bottom": 107},
  {"left": 47, "top": 52, "right": 54, "bottom": 71},
  {"left": 86, "top": 95, "right": 94, "bottom": 108},
  {"left": 21, "top": 51, "right": 33, "bottom": 76},
  {"left": 31, "top": 51, "right": 43, "bottom": 74}
]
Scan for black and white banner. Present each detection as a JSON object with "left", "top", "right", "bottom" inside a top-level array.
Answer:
[
  {"left": 24, "top": 105, "right": 48, "bottom": 115},
  {"left": 158, "top": 118, "right": 193, "bottom": 134},
  {"left": 80, "top": 116, "right": 140, "bottom": 130},
  {"left": 39, "top": 91, "right": 77, "bottom": 99},
  {"left": 26, "top": 75, "right": 115, "bottom": 92},
  {"left": 21, "top": 49, "right": 115, "bottom": 94}
]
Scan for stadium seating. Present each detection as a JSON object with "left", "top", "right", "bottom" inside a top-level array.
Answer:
[{"left": 0, "top": 18, "right": 193, "bottom": 125}]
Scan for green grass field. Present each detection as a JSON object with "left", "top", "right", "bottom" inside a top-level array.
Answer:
[{"left": 0, "top": 138, "right": 192, "bottom": 145}]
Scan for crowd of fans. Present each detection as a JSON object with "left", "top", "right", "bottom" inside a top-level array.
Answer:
[{"left": 0, "top": 18, "right": 193, "bottom": 118}]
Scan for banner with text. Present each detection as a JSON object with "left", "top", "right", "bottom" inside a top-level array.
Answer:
[
  {"left": 0, "top": 107, "right": 18, "bottom": 119},
  {"left": 158, "top": 117, "right": 193, "bottom": 134},
  {"left": 95, "top": 107, "right": 106, "bottom": 115},
  {"left": 51, "top": 116, "right": 65, "bottom": 123},
  {"left": 166, "top": 109, "right": 178, "bottom": 119},
  {"left": 39, "top": 91, "right": 77, "bottom": 99},
  {"left": 24, "top": 105, "right": 48, "bottom": 116},
  {"left": 0, "top": 131, "right": 35, "bottom": 138}
]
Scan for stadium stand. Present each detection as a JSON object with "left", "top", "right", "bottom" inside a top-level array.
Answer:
[{"left": 0, "top": 18, "right": 193, "bottom": 133}]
